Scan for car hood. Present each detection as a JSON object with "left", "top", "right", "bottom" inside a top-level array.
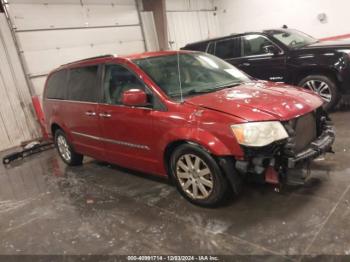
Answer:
[
  {"left": 303, "top": 39, "right": 350, "bottom": 49},
  {"left": 185, "top": 81, "right": 323, "bottom": 122}
]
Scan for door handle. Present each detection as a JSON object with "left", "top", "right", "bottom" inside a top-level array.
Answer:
[
  {"left": 99, "top": 112, "right": 112, "bottom": 118},
  {"left": 240, "top": 62, "right": 250, "bottom": 67},
  {"left": 85, "top": 111, "right": 96, "bottom": 116}
]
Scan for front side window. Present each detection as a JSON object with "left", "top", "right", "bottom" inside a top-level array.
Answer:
[
  {"left": 134, "top": 53, "right": 250, "bottom": 100},
  {"left": 103, "top": 64, "right": 148, "bottom": 105},
  {"left": 45, "top": 69, "right": 68, "bottom": 100},
  {"left": 267, "top": 29, "right": 317, "bottom": 48},
  {"left": 215, "top": 37, "right": 241, "bottom": 59},
  {"left": 68, "top": 66, "right": 99, "bottom": 102},
  {"left": 242, "top": 35, "right": 277, "bottom": 56}
]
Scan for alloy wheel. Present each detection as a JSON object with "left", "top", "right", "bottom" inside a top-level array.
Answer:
[
  {"left": 57, "top": 135, "right": 71, "bottom": 162},
  {"left": 303, "top": 80, "right": 332, "bottom": 102},
  {"left": 175, "top": 154, "right": 214, "bottom": 200}
]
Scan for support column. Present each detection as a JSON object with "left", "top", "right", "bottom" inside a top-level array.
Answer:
[{"left": 142, "top": 0, "right": 168, "bottom": 50}]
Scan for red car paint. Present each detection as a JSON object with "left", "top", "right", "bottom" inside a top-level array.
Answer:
[
  {"left": 121, "top": 89, "right": 148, "bottom": 106},
  {"left": 43, "top": 51, "right": 323, "bottom": 177},
  {"left": 320, "top": 34, "right": 350, "bottom": 41},
  {"left": 32, "top": 95, "right": 49, "bottom": 139},
  {"left": 185, "top": 81, "right": 323, "bottom": 121}
]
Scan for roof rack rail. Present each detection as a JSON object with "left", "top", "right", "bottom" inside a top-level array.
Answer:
[{"left": 61, "top": 54, "right": 116, "bottom": 66}]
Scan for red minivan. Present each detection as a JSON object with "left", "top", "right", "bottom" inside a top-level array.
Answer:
[{"left": 43, "top": 51, "right": 335, "bottom": 206}]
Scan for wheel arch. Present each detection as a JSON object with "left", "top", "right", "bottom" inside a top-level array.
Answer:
[
  {"left": 163, "top": 140, "right": 207, "bottom": 177},
  {"left": 161, "top": 126, "right": 240, "bottom": 175},
  {"left": 162, "top": 133, "right": 237, "bottom": 175},
  {"left": 293, "top": 67, "right": 339, "bottom": 86},
  {"left": 163, "top": 139, "right": 242, "bottom": 195},
  {"left": 51, "top": 123, "right": 62, "bottom": 137},
  {"left": 50, "top": 122, "right": 74, "bottom": 143}
]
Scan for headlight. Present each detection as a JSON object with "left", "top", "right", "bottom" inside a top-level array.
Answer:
[{"left": 231, "top": 121, "right": 289, "bottom": 147}]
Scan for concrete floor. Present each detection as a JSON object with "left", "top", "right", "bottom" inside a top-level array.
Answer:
[{"left": 0, "top": 110, "right": 349, "bottom": 258}]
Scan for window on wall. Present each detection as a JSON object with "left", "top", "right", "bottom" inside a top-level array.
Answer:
[
  {"left": 67, "top": 66, "right": 99, "bottom": 102},
  {"left": 103, "top": 64, "right": 147, "bottom": 105},
  {"left": 214, "top": 37, "right": 241, "bottom": 59},
  {"left": 242, "top": 35, "right": 276, "bottom": 56},
  {"left": 45, "top": 70, "right": 68, "bottom": 100}
]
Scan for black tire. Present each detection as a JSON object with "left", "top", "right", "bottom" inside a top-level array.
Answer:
[
  {"left": 54, "top": 129, "right": 83, "bottom": 166},
  {"left": 170, "top": 143, "right": 229, "bottom": 207},
  {"left": 298, "top": 75, "right": 340, "bottom": 111}
]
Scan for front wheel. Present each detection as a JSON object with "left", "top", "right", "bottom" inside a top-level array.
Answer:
[
  {"left": 170, "top": 144, "right": 230, "bottom": 207},
  {"left": 299, "top": 75, "right": 339, "bottom": 111},
  {"left": 55, "top": 129, "right": 83, "bottom": 166}
]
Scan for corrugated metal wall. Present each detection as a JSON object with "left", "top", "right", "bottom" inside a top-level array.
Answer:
[
  {"left": 0, "top": 0, "right": 148, "bottom": 151},
  {"left": 5, "top": 0, "right": 146, "bottom": 98},
  {"left": 166, "top": 0, "right": 220, "bottom": 49},
  {"left": 0, "top": 14, "right": 39, "bottom": 151}
]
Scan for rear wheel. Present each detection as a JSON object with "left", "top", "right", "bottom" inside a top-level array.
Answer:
[
  {"left": 299, "top": 75, "right": 339, "bottom": 110},
  {"left": 54, "top": 129, "right": 83, "bottom": 166},
  {"left": 170, "top": 144, "right": 229, "bottom": 207}
]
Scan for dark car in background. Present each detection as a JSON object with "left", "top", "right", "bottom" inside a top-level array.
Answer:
[{"left": 182, "top": 28, "right": 350, "bottom": 110}]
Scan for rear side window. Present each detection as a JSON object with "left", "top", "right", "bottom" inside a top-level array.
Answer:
[
  {"left": 215, "top": 37, "right": 241, "bottom": 59},
  {"left": 183, "top": 42, "right": 208, "bottom": 52},
  {"left": 45, "top": 70, "right": 68, "bottom": 99},
  {"left": 68, "top": 66, "right": 99, "bottom": 102}
]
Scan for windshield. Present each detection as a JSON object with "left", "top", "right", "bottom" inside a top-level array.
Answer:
[
  {"left": 133, "top": 52, "right": 250, "bottom": 100},
  {"left": 267, "top": 29, "right": 318, "bottom": 48}
]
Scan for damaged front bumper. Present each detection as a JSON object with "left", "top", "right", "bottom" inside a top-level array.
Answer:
[
  {"left": 286, "top": 125, "right": 335, "bottom": 168},
  {"left": 234, "top": 109, "right": 335, "bottom": 185}
]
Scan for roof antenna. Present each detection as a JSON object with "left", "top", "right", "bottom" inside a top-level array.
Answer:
[
  {"left": 176, "top": 51, "right": 183, "bottom": 102},
  {"left": 282, "top": 24, "right": 288, "bottom": 29}
]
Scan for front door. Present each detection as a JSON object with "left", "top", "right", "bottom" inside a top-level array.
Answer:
[
  {"left": 99, "top": 63, "right": 158, "bottom": 173},
  {"left": 239, "top": 34, "right": 287, "bottom": 82}
]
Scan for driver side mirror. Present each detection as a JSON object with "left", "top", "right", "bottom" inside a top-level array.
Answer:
[
  {"left": 262, "top": 45, "right": 279, "bottom": 55},
  {"left": 121, "top": 89, "right": 148, "bottom": 107}
]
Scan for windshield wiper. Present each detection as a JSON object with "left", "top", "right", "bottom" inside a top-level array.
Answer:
[
  {"left": 169, "top": 82, "right": 243, "bottom": 99},
  {"left": 215, "top": 82, "right": 242, "bottom": 90},
  {"left": 185, "top": 88, "right": 217, "bottom": 96},
  {"left": 168, "top": 89, "right": 214, "bottom": 99},
  {"left": 184, "top": 82, "right": 242, "bottom": 97}
]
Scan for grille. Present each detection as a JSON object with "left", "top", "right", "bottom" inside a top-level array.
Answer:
[{"left": 294, "top": 113, "right": 317, "bottom": 153}]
